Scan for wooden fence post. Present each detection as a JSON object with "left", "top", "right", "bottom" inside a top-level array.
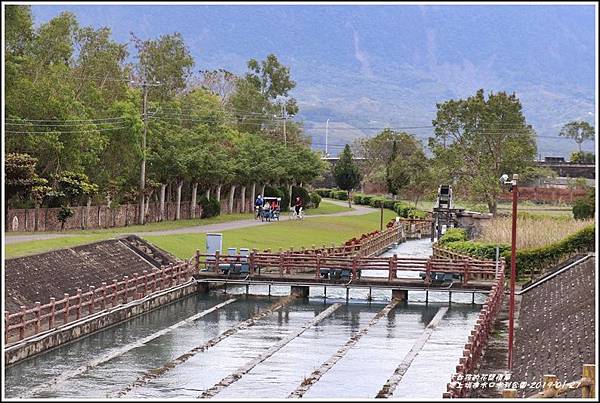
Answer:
[
  {"left": 19, "top": 306, "right": 26, "bottom": 340},
  {"left": 502, "top": 389, "right": 517, "bottom": 398},
  {"left": 122, "top": 276, "right": 129, "bottom": 303},
  {"left": 112, "top": 280, "right": 118, "bottom": 306},
  {"left": 76, "top": 288, "right": 82, "bottom": 320},
  {"left": 63, "top": 294, "right": 70, "bottom": 325},
  {"left": 582, "top": 364, "right": 595, "bottom": 398},
  {"left": 195, "top": 249, "right": 200, "bottom": 271},
  {"left": 100, "top": 282, "right": 107, "bottom": 310},
  {"left": 142, "top": 270, "right": 148, "bottom": 296},
  {"left": 49, "top": 297, "right": 56, "bottom": 329},
  {"left": 133, "top": 273, "right": 140, "bottom": 298},
  {"left": 34, "top": 302, "right": 41, "bottom": 334}
]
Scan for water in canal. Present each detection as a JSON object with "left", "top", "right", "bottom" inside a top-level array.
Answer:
[{"left": 4, "top": 239, "right": 484, "bottom": 399}]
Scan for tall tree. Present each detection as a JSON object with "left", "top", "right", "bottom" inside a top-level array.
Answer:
[
  {"left": 559, "top": 121, "right": 595, "bottom": 154},
  {"left": 429, "top": 89, "right": 537, "bottom": 214},
  {"left": 333, "top": 145, "right": 362, "bottom": 208},
  {"left": 131, "top": 32, "right": 194, "bottom": 102}
]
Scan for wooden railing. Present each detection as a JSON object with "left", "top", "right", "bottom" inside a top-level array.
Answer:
[
  {"left": 501, "top": 364, "right": 595, "bottom": 398},
  {"left": 5, "top": 262, "right": 193, "bottom": 344},
  {"left": 193, "top": 251, "right": 498, "bottom": 283},
  {"left": 444, "top": 255, "right": 506, "bottom": 398}
]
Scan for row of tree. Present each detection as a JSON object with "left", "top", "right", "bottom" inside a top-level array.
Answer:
[
  {"left": 343, "top": 89, "right": 578, "bottom": 214},
  {"left": 5, "top": 6, "right": 327, "bottom": 221}
]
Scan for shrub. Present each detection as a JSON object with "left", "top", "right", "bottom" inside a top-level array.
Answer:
[
  {"left": 394, "top": 202, "right": 412, "bottom": 218},
  {"left": 199, "top": 196, "right": 220, "bottom": 218},
  {"left": 361, "top": 195, "right": 373, "bottom": 205},
  {"left": 57, "top": 206, "right": 74, "bottom": 230},
  {"left": 310, "top": 192, "right": 322, "bottom": 208},
  {"left": 315, "top": 188, "right": 332, "bottom": 198},
  {"left": 333, "top": 190, "right": 348, "bottom": 200},
  {"left": 439, "top": 228, "right": 468, "bottom": 245},
  {"left": 440, "top": 225, "right": 595, "bottom": 278},
  {"left": 383, "top": 199, "right": 396, "bottom": 210},
  {"left": 573, "top": 197, "right": 594, "bottom": 220},
  {"left": 292, "top": 186, "right": 311, "bottom": 208},
  {"left": 369, "top": 196, "right": 386, "bottom": 208},
  {"left": 353, "top": 193, "right": 364, "bottom": 204}
]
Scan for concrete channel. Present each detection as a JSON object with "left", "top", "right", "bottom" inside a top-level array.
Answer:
[{"left": 4, "top": 239, "right": 486, "bottom": 399}]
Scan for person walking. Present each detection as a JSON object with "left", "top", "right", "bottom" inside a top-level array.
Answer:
[{"left": 255, "top": 195, "right": 264, "bottom": 219}]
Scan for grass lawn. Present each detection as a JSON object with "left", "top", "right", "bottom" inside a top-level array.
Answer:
[
  {"left": 6, "top": 213, "right": 254, "bottom": 237},
  {"left": 144, "top": 209, "right": 397, "bottom": 260},
  {"left": 305, "top": 200, "right": 352, "bottom": 215},
  {"left": 4, "top": 200, "right": 363, "bottom": 259}
]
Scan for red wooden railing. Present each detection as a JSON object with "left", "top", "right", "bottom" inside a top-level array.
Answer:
[
  {"left": 5, "top": 262, "right": 193, "bottom": 344},
  {"left": 442, "top": 255, "right": 506, "bottom": 398},
  {"left": 192, "top": 252, "right": 498, "bottom": 284}
]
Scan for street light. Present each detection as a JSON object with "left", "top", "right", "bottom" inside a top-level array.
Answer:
[{"left": 501, "top": 173, "right": 519, "bottom": 370}]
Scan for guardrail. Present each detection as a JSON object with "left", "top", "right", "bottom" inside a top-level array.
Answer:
[{"left": 5, "top": 262, "right": 193, "bottom": 344}]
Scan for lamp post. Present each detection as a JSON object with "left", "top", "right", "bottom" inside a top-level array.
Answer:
[{"left": 507, "top": 173, "right": 519, "bottom": 370}]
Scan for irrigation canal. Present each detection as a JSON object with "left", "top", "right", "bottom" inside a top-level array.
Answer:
[{"left": 5, "top": 239, "right": 486, "bottom": 399}]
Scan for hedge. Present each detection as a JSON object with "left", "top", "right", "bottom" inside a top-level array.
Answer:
[
  {"left": 310, "top": 192, "right": 322, "bottom": 208},
  {"left": 438, "top": 228, "right": 468, "bottom": 245},
  {"left": 440, "top": 225, "right": 595, "bottom": 278},
  {"left": 333, "top": 190, "right": 348, "bottom": 200},
  {"left": 312, "top": 188, "right": 428, "bottom": 217},
  {"left": 315, "top": 188, "right": 332, "bottom": 198}
]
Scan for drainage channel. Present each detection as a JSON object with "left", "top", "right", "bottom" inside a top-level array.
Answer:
[{"left": 5, "top": 239, "right": 484, "bottom": 399}]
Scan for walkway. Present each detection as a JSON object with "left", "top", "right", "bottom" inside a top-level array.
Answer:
[{"left": 5, "top": 200, "right": 374, "bottom": 245}]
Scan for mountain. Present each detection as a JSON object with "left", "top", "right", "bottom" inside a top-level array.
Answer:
[{"left": 30, "top": 4, "right": 597, "bottom": 157}]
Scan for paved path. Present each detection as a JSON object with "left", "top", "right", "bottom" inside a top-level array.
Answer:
[{"left": 5, "top": 200, "right": 374, "bottom": 245}]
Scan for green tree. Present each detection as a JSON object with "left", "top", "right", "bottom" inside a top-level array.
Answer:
[
  {"left": 333, "top": 145, "right": 362, "bottom": 208},
  {"left": 570, "top": 151, "right": 595, "bottom": 164},
  {"left": 560, "top": 121, "right": 595, "bottom": 154},
  {"left": 132, "top": 32, "right": 194, "bottom": 102},
  {"left": 429, "top": 89, "right": 537, "bottom": 214}
]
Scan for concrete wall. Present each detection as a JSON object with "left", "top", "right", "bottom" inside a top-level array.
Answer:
[{"left": 5, "top": 281, "right": 201, "bottom": 365}]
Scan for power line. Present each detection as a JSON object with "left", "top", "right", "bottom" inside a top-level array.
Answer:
[
  {"left": 5, "top": 126, "right": 129, "bottom": 134},
  {"left": 5, "top": 116, "right": 129, "bottom": 123}
]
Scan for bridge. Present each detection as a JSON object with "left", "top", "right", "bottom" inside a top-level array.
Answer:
[{"left": 192, "top": 219, "right": 502, "bottom": 301}]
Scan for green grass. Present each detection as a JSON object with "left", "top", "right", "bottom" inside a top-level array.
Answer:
[
  {"left": 305, "top": 200, "right": 353, "bottom": 215},
  {"left": 4, "top": 200, "right": 367, "bottom": 259},
  {"left": 144, "top": 209, "right": 398, "bottom": 260},
  {"left": 5, "top": 234, "right": 112, "bottom": 259},
  {"left": 6, "top": 213, "right": 255, "bottom": 237}
]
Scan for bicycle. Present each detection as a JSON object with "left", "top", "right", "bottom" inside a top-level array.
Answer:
[{"left": 290, "top": 206, "right": 304, "bottom": 220}]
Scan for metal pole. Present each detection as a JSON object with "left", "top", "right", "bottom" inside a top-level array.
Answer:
[
  {"left": 325, "top": 119, "right": 329, "bottom": 156},
  {"left": 139, "top": 80, "right": 148, "bottom": 225},
  {"left": 508, "top": 174, "right": 518, "bottom": 370},
  {"left": 380, "top": 203, "right": 384, "bottom": 231}
]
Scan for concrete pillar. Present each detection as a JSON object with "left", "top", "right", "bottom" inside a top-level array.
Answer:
[
  {"left": 392, "top": 289, "right": 408, "bottom": 302},
  {"left": 291, "top": 285, "right": 310, "bottom": 298},
  {"left": 197, "top": 282, "right": 210, "bottom": 294}
]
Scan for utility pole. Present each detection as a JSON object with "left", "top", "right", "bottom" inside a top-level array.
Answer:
[
  {"left": 325, "top": 119, "right": 330, "bottom": 157},
  {"left": 137, "top": 76, "right": 161, "bottom": 225},
  {"left": 139, "top": 80, "right": 148, "bottom": 225},
  {"left": 282, "top": 104, "right": 287, "bottom": 146},
  {"left": 507, "top": 173, "right": 518, "bottom": 370}
]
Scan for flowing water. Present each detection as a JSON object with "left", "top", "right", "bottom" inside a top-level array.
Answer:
[{"left": 4, "top": 239, "right": 484, "bottom": 399}]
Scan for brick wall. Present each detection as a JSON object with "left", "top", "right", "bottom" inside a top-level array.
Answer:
[
  {"left": 6, "top": 202, "right": 202, "bottom": 232},
  {"left": 498, "top": 187, "right": 587, "bottom": 204}
]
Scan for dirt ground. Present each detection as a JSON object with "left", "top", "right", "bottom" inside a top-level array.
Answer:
[{"left": 4, "top": 236, "right": 177, "bottom": 312}]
